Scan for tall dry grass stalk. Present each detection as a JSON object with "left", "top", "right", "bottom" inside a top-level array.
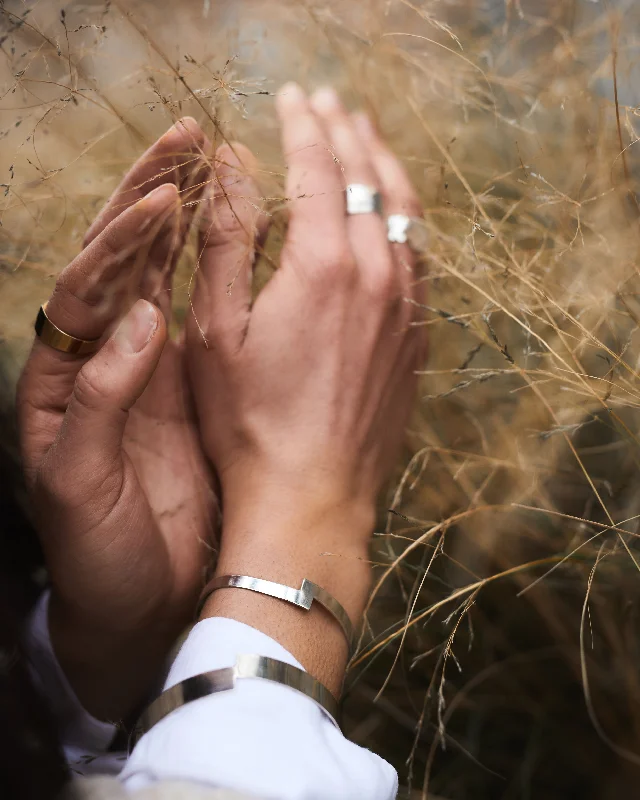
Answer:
[{"left": 3, "top": 0, "right": 640, "bottom": 797}]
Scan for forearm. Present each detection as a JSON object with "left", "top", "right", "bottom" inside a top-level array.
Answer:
[{"left": 199, "top": 485, "right": 374, "bottom": 695}]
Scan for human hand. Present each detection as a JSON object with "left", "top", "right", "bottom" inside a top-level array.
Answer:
[
  {"left": 18, "top": 120, "right": 217, "bottom": 721},
  {"left": 186, "top": 86, "right": 425, "bottom": 690},
  {"left": 187, "top": 85, "right": 424, "bottom": 540}
]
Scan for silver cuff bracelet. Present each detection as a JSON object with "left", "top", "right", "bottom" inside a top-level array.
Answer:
[
  {"left": 131, "top": 654, "right": 340, "bottom": 749},
  {"left": 197, "top": 574, "right": 355, "bottom": 652}
]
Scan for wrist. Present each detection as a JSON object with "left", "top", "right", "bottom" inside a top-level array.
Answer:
[
  {"left": 207, "top": 522, "right": 373, "bottom": 622},
  {"left": 199, "top": 489, "right": 375, "bottom": 695},
  {"left": 220, "top": 467, "right": 376, "bottom": 547},
  {"left": 215, "top": 486, "right": 374, "bottom": 617}
]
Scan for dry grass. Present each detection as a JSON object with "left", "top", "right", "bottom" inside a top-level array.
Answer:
[{"left": 3, "top": 0, "right": 640, "bottom": 797}]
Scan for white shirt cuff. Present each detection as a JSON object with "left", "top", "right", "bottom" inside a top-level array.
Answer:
[
  {"left": 26, "top": 591, "right": 398, "bottom": 799},
  {"left": 25, "top": 591, "right": 126, "bottom": 775},
  {"left": 122, "top": 617, "right": 398, "bottom": 800}
]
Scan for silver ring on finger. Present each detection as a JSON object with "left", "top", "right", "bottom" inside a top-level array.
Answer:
[
  {"left": 387, "top": 214, "right": 429, "bottom": 252},
  {"left": 346, "top": 184, "right": 383, "bottom": 216}
]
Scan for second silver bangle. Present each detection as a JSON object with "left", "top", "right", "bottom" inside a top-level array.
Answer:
[
  {"left": 131, "top": 653, "right": 340, "bottom": 749},
  {"left": 198, "top": 574, "right": 355, "bottom": 653}
]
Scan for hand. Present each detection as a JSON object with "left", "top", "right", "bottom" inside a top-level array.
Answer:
[
  {"left": 188, "top": 85, "right": 423, "bottom": 520},
  {"left": 18, "top": 120, "right": 217, "bottom": 721},
  {"left": 186, "top": 86, "right": 425, "bottom": 691}
]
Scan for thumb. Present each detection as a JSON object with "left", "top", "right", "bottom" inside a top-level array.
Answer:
[{"left": 47, "top": 299, "right": 166, "bottom": 492}]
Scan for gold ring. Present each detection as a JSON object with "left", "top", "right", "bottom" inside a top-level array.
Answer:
[{"left": 34, "top": 303, "right": 100, "bottom": 356}]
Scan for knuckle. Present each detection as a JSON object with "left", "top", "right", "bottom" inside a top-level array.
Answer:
[
  {"left": 95, "top": 221, "right": 125, "bottom": 264},
  {"left": 297, "top": 140, "right": 335, "bottom": 171},
  {"left": 53, "top": 271, "right": 99, "bottom": 314},
  {"left": 317, "top": 241, "right": 356, "bottom": 278},
  {"left": 50, "top": 278, "right": 78, "bottom": 308},
  {"left": 406, "top": 197, "right": 422, "bottom": 218},
  {"left": 72, "top": 362, "right": 105, "bottom": 414},
  {"left": 205, "top": 317, "right": 233, "bottom": 349},
  {"left": 203, "top": 197, "right": 258, "bottom": 245},
  {"left": 215, "top": 206, "right": 253, "bottom": 239},
  {"left": 367, "top": 261, "right": 400, "bottom": 301},
  {"left": 192, "top": 316, "right": 238, "bottom": 360}
]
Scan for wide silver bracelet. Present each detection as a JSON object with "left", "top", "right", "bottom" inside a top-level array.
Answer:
[
  {"left": 131, "top": 654, "right": 340, "bottom": 749},
  {"left": 197, "top": 574, "right": 355, "bottom": 652}
]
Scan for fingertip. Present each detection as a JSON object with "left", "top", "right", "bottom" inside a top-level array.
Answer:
[
  {"left": 137, "top": 297, "right": 161, "bottom": 322},
  {"left": 177, "top": 115, "right": 201, "bottom": 131},
  {"left": 140, "top": 182, "right": 179, "bottom": 212},
  {"left": 160, "top": 116, "right": 206, "bottom": 149},
  {"left": 175, "top": 116, "right": 206, "bottom": 144},
  {"left": 309, "top": 86, "right": 342, "bottom": 115},
  {"left": 276, "top": 82, "right": 307, "bottom": 114}
]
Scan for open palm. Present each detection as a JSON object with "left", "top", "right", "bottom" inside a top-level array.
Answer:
[{"left": 122, "top": 333, "right": 216, "bottom": 616}]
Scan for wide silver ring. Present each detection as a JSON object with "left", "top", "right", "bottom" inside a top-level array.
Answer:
[
  {"left": 346, "top": 183, "right": 383, "bottom": 215},
  {"left": 387, "top": 214, "right": 428, "bottom": 252}
]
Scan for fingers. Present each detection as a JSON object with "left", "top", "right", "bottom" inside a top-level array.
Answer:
[
  {"left": 43, "top": 300, "right": 166, "bottom": 498},
  {"left": 48, "top": 183, "right": 178, "bottom": 340},
  {"left": 309, "top": 88, "right": 393, "bottom": 298},
  {"left": 85, "top": 119, "right": 212, "bottom": 323},
  {"left": 352, "top": 112, "right": 423, "bottom": 304},
  {"left": 84, "top": 118, "right": 209, "bottom": 245},
  {"left": 276, "top": 83, "right": 349, "bottom": 277},
  {"left": 18, "top": 184, "right": 178, "bottom": 470},
  {"left": 352, "top": 113, "right": 427, "bottom": 361},
  {"left": 190, "top": 142, "right": 267, "bottom": 349}
]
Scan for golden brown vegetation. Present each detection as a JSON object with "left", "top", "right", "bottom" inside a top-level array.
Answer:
[{"left": 3, "top": 1, "right": 640, "bottom": 797}]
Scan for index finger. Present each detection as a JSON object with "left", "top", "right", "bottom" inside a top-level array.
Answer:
[
  {"left": 18, "top": 184, "right": 178, "bottom": 471},
  {"left": 276, "top": 83, "right": 348, "bottom": 274},
  {"left": 84, "top": 117, "right": 209, "bottom": 246}
]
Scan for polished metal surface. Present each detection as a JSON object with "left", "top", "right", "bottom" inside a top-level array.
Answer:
[
  {"left": 35, "top": 303, "right": 101, "bottom": 356},
  {"left": 345, "top": 183, "right": 383, "bottom": 215},
  {"left": 386, "top": 214, "right": 429, "bottom": 252},
  {"left": 198, "top": 574, "right": 355, "bottom": 652},
  {"left": 131, "top": 654, "right": 340, "bottom": 749},
  {"left": 387, "top": 214, "right": 412, "bottom": 244}
]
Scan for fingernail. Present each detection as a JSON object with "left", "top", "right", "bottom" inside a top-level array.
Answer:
[
  {"left": 142, "top": 183, "right": 178, "bottom": 212},
  {"left": 114, "top": 300, "right": 158, "bottom": 353},
  {"left": 161, "top": 116, "right": 201, "bottom": 142},
  {"left": 352, "top": 111, "right": 375, "bottom": 137},
  {"left": 276, "top": 82, "right": 306, "bottom": 106},
  {"left": 174, "top": 116, "right": 204, "bottom": 142},
  {"left": 309, "top": 86, "right": 341, "bottom": 113},
  {"left": 175, "top": 116, "right": 199, "bottom": 132}
]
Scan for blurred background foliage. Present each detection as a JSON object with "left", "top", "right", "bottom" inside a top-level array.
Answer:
[{"left": 3, "top": 1, "right": 640, "bottom": 797}]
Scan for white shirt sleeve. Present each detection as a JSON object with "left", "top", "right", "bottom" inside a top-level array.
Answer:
[
  {"left": 25, "top": 591, "right": 126, "bottom": 777},
  {"left": 122, "top": 617, "right": 397, "bottom": 800},
  {"left": 26, "top": 592, "right": 398, "bottom": 800}
]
